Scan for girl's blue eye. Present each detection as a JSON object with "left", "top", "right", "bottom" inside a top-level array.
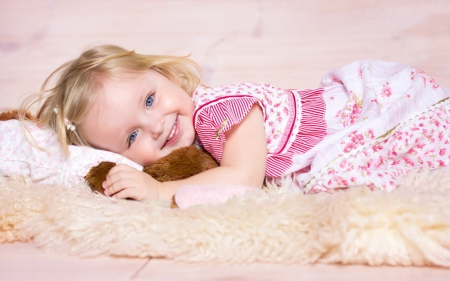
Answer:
[
  {"left": 129, "top": 131, "right": 138, "bottom": 145},
  {"left": 146, "top": 95, "right": 154, "bottom": 108}
]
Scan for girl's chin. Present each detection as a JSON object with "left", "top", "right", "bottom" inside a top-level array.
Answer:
[
  {"left": 176, "top": 139, "right": 195, "bottom": 150},
  {"left": 162, "top": 127, "right": 195, "bottom": 151},
  {"left": 163, "top": 140, "right": 192, "bottom": 154},
  {"left": 177, "top": 130, "right": 195, "bottom": 147}
]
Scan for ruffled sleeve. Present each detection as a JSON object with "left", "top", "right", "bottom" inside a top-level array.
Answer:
[{"left": 194, "top": 95, "right": 264, "bottom": 163}]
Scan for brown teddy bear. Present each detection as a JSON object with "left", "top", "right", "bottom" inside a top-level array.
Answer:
[
  {"left": 0, "top": 110, "right": 219, "bottom": 207},
  {"left": 84, "top": 145, "right": 219, "bottom": 196}
]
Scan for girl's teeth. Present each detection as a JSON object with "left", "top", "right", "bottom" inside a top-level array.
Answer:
[
  {"left": 168, "top": 127, "right": 175, "bottom": 140},
  {"left": 167, "top": 120, "right": 177, "bottom": 141}
]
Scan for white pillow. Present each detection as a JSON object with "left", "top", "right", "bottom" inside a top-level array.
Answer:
[{"left": 0, "top": 120, "right": 142, "bottom": 186}]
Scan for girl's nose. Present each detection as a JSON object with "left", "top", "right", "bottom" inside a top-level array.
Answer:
[{"left": 148, "top": 113, "right": 164, "bottom": 139}]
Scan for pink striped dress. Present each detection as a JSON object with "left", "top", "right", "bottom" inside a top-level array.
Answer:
[
  {"left": 192, "top": 60, "right": 450, "bottom": 192},
  {"left": 192, "top": 82, "right": 334, "bottom": 179}
]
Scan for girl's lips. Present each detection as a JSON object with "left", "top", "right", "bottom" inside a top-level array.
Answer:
[{"left": 162, "top": 115, "right": 180, "bottom": 148}]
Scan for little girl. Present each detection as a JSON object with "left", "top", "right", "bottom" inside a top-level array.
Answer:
[{"left": 16, "top": 44, "right": 450, "bottom": 201}]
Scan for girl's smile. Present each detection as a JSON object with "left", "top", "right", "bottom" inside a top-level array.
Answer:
[
  {"left": 162, "top": 114, "right": 179, "bottom": 148},
  {"left": 80, "top": 69, "right": 196, "bottom": 166}
]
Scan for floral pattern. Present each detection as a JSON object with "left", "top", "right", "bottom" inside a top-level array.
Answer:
[
  {"left": 298, "top": 60, "right": 450, "bottom": 193},
  {"left": 309, "top": 101, "right": 450, "bottom": 193},
  {"left": 335, "top": 90, "right": 362, "bottom": 127},
  {"left": 380, "top": 82, "right": 392, "bottom": 98},
  {"left": 411, "top": 68, "right": 440, "bottom": 89}
]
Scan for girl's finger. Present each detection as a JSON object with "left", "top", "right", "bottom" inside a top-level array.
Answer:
[
  {"left": 104, "top": 165, "right": 135, "bottom": 187},
  {"left": 104, "top": 177, "right": 135, "bottom": 196},
  {"left": 111, "top": 187, "right": 136, "bottom": 200},
  {"left": 113, "top": 164, "right": 138, "bottom": 173}
]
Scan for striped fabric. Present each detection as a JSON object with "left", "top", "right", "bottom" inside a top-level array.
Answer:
[
  {"left": 193, "top": 84, "right": 327, "bottom": 178},
  {"left": 266, "top": 88, "right": 326, "bottom": 177},
  {"left": 194, "top": 96, "right": 260, "bottom": 161}
]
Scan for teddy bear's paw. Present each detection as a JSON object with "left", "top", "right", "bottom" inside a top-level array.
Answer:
[{"left": 85, "top": 161, "right": 116, "bottom": 195}]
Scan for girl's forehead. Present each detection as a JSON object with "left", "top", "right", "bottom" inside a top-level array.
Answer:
[
  {"left": 100, "top": 72, "right": 149, "bottom": 93},
  {"left": 105, "top": 70, "right": 148, "bottom": 83},
  {"left": 95, "top": 72, "right": 153, "bottom": 106}
]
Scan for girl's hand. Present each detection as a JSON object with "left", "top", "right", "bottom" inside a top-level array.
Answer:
[{"left": 102, "top": 164, "right": 161, "bottom": 201}]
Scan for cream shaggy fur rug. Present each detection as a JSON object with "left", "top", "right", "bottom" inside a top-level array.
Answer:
[{"left": 1, "top": 169, "right": 450, "bottom": 267}]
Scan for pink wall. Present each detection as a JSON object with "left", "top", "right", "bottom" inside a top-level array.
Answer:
[{"left": 1, "top": 0, "right": 449, "bottom": 111}]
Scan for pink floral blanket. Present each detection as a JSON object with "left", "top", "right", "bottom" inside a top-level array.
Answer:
[{"left": 294, "top": 60, "right": 450, "bottom": 193}]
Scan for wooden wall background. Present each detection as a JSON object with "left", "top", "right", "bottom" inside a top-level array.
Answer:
[{"left": 1, "top": 0, "right": 449, "bottom": 111}]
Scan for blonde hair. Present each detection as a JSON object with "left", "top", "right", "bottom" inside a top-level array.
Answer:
[{"left": 20, "top": 45, "right": 203, "bottom": 154}]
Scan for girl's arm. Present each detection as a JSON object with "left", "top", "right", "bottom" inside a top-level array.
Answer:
[
  {"left": 103, "top": 104, "right": 267, "bottom": 201},
  {"left": 160, "top": 104, "right": 267, "bottom": 200}
]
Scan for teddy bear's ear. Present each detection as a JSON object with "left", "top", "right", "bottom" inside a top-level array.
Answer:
[
  {"left": 85, "top": 161, "right": 116, "bottom": 195},
  {"left": 0, "top": 110, "right": 35, "bottom": 121}
]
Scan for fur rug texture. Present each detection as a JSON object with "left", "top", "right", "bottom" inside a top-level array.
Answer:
[{"left": 1, "top": 169, "right": 450, "bottom": 267}]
